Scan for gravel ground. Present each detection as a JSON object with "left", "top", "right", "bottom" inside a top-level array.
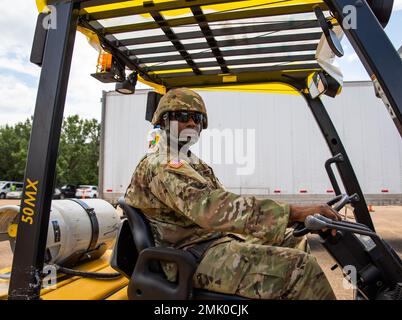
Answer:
[{"left": 0, "top": 199, "right": 401, "bottom": 300}]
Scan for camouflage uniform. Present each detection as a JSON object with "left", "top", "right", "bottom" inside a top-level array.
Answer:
[{"left": 125, "top": 88, "right": 336, "bottom": 300}]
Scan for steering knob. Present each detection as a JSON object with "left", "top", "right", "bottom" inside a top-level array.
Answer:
[{"left": 292, "top": 194, "right": 353, "bottom": 237}]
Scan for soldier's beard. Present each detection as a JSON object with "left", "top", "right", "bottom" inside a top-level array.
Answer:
[
  {"left": 160, "top": 122, "right": 200, "bottom": 162},
  {"left": 178, "top": 128, "right": 200, "bottom": 146},
  {"left": 168, "top": 121, "right": 200, "bottom": 148}
]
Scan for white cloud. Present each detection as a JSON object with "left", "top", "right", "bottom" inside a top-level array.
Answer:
[
  {"left": 345, "top": 52, "right": 358, "bottom": 63},
  {"left": 0, "top": 53, "right": 40, "bottom": 78},
  {"left": 0, "top": 32, "right": 117, "bottom": 125},
  {"left": 0, "top": 74, "right": 37, "bottom": 124},
  {"left": 0, "top": 1, "right": 41, "bottom": 125},
  {"left": 0, "top": 2, "right": 38, "bottom": 79},
  {"left": 0, "top": 2, "right": 37, "bottom": 51},
  {"left": 0, "top": 0, "right": 152, "bottom": 126},
  {"left": 394, "top": 0, "right": 402, "bottom": 11}
]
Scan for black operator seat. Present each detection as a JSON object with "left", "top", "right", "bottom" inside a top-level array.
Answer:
[{"left": 111, "top": 197, "right": 247, "bottom": 300}]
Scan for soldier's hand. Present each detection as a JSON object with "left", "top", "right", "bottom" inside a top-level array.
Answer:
[{"left": 289, "top": 204, "right": 342, "bottom": 235}]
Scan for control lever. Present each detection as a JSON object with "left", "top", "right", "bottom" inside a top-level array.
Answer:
[
  {"left": 304, "top": 214, "right": 327, "bottom": 231},
  {"left": 293, "top": 212, "right": 373, "bottom": 237},
  {"left": 325, "top": 153, "right": 344, "bottom": 196},
  {"left": 313, "top": 214, "right": 371, "bottom": 232},
  {"left": 305, "top": 214, "right": 377, "bottom": 237},
  {"left": 332, "top": 194, "right": 351, "bottom": 211},
  {"left": 292, "top": 193, "right": 366, "bottom": 237}
]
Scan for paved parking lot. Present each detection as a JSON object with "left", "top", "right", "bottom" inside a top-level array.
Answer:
[{"left": 0, "top": 199, "right": 401, "bottom": 300}]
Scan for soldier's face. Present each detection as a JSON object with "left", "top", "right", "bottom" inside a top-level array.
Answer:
[
  {"left": 176, "top": 115, "right": 201, "bottom": 136},
  {"left": 176, "top": 116, "right": 201, "bottom": 146},
  {"left": 165, "top": 114, "right": 201, "bottom": 148},
  {"left": 161, "top": 111, "right": 202, "bottom": 147}
]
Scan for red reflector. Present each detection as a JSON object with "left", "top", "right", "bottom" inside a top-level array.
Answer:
[
  {"left": 326, "top": 189, "right": 334, "bottom": 193},
  {"left": 381, "top": 189, "right": 389, "bottom": 193},
  {"left": 106, "top": 189, "right": 113, "bottom": 192},
  {"left": 299, "top": 189, "right": 308, "bottom": 193},
  {"left": 274, "top": 189, "right": 281, "bottom": 193}
]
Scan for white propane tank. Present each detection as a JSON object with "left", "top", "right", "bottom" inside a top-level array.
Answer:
[{"left": 0, "top": 199, "right": 121, "bottom": 267}]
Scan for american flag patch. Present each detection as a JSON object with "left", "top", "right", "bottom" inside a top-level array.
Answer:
[{"left": 168, "top": 159, "right": 184, "bottom": 169}]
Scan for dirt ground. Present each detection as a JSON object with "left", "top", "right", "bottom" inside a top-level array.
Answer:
[
  {"left": 0, "top": 199, "right": 401, "bottom": 300},
  {"left": 309, "top": 205, "right": 402, "bottom": 300}
]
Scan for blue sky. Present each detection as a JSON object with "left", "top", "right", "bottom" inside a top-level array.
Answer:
[
  {"left": 0, "top": 0, "right": 401, "bottom": 125},
  {"left": 335, "top": 8, "right": 402, "bottom": 80}
]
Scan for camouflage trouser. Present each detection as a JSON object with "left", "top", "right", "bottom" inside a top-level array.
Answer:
[{"left": 193, "top": 229, "right": 336, "bottom": 300}]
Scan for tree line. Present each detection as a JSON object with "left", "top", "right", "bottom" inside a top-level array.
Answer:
[{"left": 0, "top": 115, "right": 100, "bottom": 187}]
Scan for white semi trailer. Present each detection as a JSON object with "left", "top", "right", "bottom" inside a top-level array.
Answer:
[{"left": 99, "top": 82, "right": 402, "bottom": 205}]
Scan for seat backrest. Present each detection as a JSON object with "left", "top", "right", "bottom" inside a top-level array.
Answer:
[
  {"left": 118, "top": 197, "right": 155, "bottom": 251},
  {"left": 115, "top": 198, "right": 246, "bottom": 300}
]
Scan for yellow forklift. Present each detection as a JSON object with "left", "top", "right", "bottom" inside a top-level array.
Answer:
[{"left": 0, "top": 0, "right": 401, "bottom": 300}]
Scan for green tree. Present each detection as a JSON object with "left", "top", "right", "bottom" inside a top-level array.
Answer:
[
  {"left": 0, "top": 116, "right": 100, "bottom": 187},
  {"left": 57, "top": 115, "right": 100, "bottom": 186},
  {"left": 0, "top": 118, "right": 31, "bottom": 181}
]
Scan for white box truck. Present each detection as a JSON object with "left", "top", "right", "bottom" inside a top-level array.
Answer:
[{"left": 99, "top": 84, "right": 402, "bottom": 205}]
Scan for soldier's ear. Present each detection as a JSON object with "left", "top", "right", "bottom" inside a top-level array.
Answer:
[{"left": 160, "top": 113, "right": 169, "bottom": 130}]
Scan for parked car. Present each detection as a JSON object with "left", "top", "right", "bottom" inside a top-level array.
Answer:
[
  {"left": 6, "top": 188, "right": 61, "bottom": 200},
  {"left": 6, "top": 190, "right": 23, "bottom": 199},
  {"left": 75, "top": 185, "right": 98, "bottom": 199},
  {"left": 53, "top": 188, "right": 62, "bottom": 199},
  {"left": 59, "top": 184, "right": 77, "bottom": 199},
  {"left": 0, "top": 181, "right": 23, "bottom": 199}
]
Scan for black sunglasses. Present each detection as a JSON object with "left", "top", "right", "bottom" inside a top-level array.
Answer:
[{"left": 167, "top": 111, "right": 204, "bottom": 125}]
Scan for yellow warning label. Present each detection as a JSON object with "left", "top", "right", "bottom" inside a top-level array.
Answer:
[
  {"left": 222, "top": 75, "right": 237, "bottom": 83},
  {"left": 8, "top": 224, "right": 18, "bottom": 238}
]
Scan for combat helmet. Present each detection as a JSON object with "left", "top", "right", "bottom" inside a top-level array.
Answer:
[{"left": 152, "top": 88, "right": 208, "bottom": 129}]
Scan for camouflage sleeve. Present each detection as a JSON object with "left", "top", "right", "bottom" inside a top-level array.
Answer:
[
  {"left": 208, "top": 165, "right": 226, "bottom": 190},
  {"left": 149, "top": 161, "right": 290, "bottom": 244}
]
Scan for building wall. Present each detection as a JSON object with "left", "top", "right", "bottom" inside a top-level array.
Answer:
[{"left": 100, "top": 82, "right": 402, "bottom": 203}]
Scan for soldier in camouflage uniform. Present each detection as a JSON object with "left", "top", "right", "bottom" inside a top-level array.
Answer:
[{"left": 125, "top": 88, "right": 341, "bottom": 300}]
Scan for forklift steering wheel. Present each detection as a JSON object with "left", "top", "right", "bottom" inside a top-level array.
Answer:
[{"left": 292, "top": 194, "right": 352, "bottom": 237}]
